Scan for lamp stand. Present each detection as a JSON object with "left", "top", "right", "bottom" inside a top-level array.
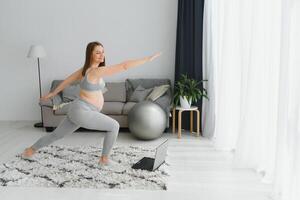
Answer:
[{"left": 34, "top": 57, "right": 44, "bottom": 128}]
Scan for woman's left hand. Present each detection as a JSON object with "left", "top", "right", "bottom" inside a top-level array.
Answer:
[
  {"left": 40, "top": 92, "right": 55, "bottom": 102},
  {"left": 149, "top": 52, "right": 162, "bottom": 62}
]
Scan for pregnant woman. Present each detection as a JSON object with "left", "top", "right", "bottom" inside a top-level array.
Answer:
[{"left": 22, "top": 41, "right": 161, "bottom": 166}]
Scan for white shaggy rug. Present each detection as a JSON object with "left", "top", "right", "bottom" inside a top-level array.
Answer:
[{"left": 0, "top": 145, "right": 169, "bottom": 190}]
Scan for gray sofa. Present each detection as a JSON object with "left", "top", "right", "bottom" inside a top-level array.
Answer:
[{"left": 41, "top": 78, "right": 173, "bottom": 132}]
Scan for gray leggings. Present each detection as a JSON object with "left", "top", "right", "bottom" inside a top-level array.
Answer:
[{"left": 32, "top": 98, "right": 120, "bottom": 156}]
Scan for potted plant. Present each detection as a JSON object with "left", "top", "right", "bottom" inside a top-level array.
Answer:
[{"left": 173, "top": 74, "right": 208, "bottom": 109}]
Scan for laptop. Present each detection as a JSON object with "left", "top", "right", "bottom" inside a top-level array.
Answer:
[{"left": 132, "top": 139, "right": 169, "bottom": 171}]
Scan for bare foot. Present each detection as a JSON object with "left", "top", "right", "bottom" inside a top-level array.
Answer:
[
  {"left": 98, "top": 157, "right": 125, "bottom": 171},
  {"left": 99, "top": 156, "right": 108, "bottom": 165},
  {"left": 22, "top": 147, "right": 36, "bottom": 158}
]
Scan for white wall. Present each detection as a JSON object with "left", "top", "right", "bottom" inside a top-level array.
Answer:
[{"left": 0, "top": 0, "right": 178, "bottom": 120}]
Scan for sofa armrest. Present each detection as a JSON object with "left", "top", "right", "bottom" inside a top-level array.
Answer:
[
  {"left": 50, "top": 80, "right": 64, "bottom": 105},
  {"left": 39, "top": 99, "right": 53, "bottom": 108},
  {"left": 152, "top": 89, "right": 173, "bottom": 128},
  {"left": 154, "top": 94, "right": 171, "bottom": 110},
  {"left": 39, "top": 80, "right": 64, "bottom": 108},
  {"left": 152, "top": 87, "right": 173, "bottom": 114},
  {"left": 39, "top": 94, "right": 63, "bottom": 108}
]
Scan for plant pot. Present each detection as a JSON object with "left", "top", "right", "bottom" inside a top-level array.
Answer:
[{"left": 179, "top": 96, "right": 191, "bottom": 109}]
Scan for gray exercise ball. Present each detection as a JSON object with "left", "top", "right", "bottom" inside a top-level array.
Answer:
[{"left": 128, "top": 101, "right": 166, "bottom": 140}]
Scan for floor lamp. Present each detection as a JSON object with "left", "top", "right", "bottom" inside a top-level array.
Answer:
[{"left": 27, "top": 45, "right": 47, "bottom": 128}]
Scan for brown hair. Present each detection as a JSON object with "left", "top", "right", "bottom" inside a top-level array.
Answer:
[{"left": 82, "top": 41, "right": 105, "bottom": 76}]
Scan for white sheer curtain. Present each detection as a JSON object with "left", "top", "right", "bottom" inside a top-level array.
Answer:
[
  {"left": 202, "top": 0, "right": 217, "bottom": 138},
  {"left": 233, "top": 0, "right": 281, "bottom": 182},
  {"left": 202, "top": 0, "right": 300, "bottom": 199},
  {"left": 203, "top": 0, "right": 242, "bottom": 147},
  {"left": 273, "top": 1, "right": 300, "bottom": 199}
]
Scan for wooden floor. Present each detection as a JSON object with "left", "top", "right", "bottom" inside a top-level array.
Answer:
[{"left": 0, "top": 121, "right": 272, "bottom": 200}]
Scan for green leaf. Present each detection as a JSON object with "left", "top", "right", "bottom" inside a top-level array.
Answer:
[{"left": 174, "top": 74, "right": 209, "bottom": 103}]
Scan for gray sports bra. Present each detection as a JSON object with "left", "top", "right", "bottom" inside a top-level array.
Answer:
[{"left": 80, "top": 72, "right": 107, "bottom": 93}]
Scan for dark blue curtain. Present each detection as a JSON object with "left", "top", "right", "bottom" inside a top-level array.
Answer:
[{"left": 174, "top": 0, "right": 205, "bottom": 132}]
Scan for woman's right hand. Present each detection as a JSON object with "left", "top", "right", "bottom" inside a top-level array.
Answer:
[{"left": 40, "top": 92, "right": 55, "bottom": 102}]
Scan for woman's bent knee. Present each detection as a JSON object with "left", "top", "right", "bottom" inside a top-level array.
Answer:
[
  {"left": 107, "top": 119, "right": 119, "bottom": 133},
  {"left": 112, "top": 120, "right": 120, "bottom": 131}
]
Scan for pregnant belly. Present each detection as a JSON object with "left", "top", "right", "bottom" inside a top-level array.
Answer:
[{"left": 79, "top": 90, "right": 104, "bottom": 110}]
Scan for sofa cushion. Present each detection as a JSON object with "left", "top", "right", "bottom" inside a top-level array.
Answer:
[
  {"left": 54, "top": 102, "right": 72, "bottom": 115},
  {"left": 129, "top": 85, "right": 153, "bottom": 102},
  {"left": 101, "top": 102, "right": 125, "bottom": 115},
  {"left": 146, "top": 84, "right": 170, "bottom": 101},
  {"left": 53, "top": 102, "right": 72, "bottom": 111},
  {"left": 122, "top": 102, "right": 137, "bottom": 115},
  {"left": 103, "top": 82, "right": 126, "bottom": 102},
  {"left": 125, "top": 78, "right": 171, "bottom": 101}
]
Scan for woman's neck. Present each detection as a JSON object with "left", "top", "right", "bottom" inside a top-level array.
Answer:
[{"left": 90, "top": 63, "right": 100, "bottom": 69}]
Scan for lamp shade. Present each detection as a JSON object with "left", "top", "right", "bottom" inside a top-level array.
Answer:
[{"left": 27, "top": 45, "right": 46, "bottom": 58}]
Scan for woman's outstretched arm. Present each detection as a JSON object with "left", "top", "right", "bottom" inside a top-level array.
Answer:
[{"left": 95, "top": 52, "right": 161, "bottom": 77}]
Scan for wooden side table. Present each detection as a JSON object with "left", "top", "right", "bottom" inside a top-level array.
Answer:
[{"left": 172, "top": 106, "right": 200, "bottom": 138}]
